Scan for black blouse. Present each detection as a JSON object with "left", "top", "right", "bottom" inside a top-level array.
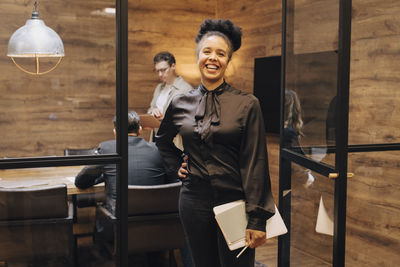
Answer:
[{"left": 155, "top": 82, "right": 275, "bottom": 231}]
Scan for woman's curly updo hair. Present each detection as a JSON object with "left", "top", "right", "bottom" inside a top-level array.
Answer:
[{"left": 195, "top": 18, "right": 242, "bottom": 60}]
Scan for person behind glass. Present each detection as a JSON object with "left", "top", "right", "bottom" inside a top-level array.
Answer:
[
  {"left": 75, "top": 110, "right": 170, "bottom": 241},
  {"left": 155, "top": 19, "right": 275, "bottom": 267},
  {"left": 148, "top": 51, "right": 193, "bottom": 120},
  {"left": 283, "top": 89, "right": 305, "bottom": 154}
]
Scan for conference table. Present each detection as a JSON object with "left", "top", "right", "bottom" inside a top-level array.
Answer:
[{"left": 0, "top": 166, "right": 104, "bottom": 195}]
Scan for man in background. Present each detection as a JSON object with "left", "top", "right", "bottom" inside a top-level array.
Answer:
[
  {"left": 75, "top": 110, "right": 193, "bottom": 266},
  {"left": 75, "top": 110, "right": 171, "bottom": 234},
  {"left": 148, "top": 51, "right": 193, "bottom": 120}
]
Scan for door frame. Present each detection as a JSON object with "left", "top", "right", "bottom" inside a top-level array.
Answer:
[{"left": 278, "top": 0, "right": 352, "bottom": 266}]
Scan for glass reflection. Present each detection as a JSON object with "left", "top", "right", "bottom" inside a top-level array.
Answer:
[
  {"left": 284, "top": 51, "right": 338, "bottom": 166},
  {"left": 283, "top": 89, "right": 305, "bottom": 155},
  {"left": 346, "top": 151, "right": 400, "bottom": 266},
  {"left": 0, "top": 0, "right": 116, "bottom": 159},
  {"left": 285, "top": 0, "right": 340, "bottom": 167},
  {"left": 0, "top": 165, "right": 109, "bottom": 266},
  {"left": 290, "top": 163, "right": 333, "bottom": 266}
]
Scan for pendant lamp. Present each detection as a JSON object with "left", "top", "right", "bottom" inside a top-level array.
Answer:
[{"left": 7, "top": 0, "right": 65, "bottom": 75}]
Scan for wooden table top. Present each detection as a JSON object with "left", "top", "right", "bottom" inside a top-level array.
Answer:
[{"left": 0, "top": 166, "right": 104, "bottom": 195}]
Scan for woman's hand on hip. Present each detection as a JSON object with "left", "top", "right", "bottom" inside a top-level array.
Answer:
[
  {"left": 245, "top": 229, "right": 266, "bottom": 248},
  {"left": 178, "top": 155, "right": 189, "bottom": 179}
]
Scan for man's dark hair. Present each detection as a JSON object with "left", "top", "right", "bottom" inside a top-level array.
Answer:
[
  {"left": 113, "top": 110, "right": 141, "bottom": 134},
  {"left": 153, "top": 51, "right": 176, "bottom": 66}
]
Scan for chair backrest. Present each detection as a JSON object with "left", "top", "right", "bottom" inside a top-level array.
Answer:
[
  {"left": 127, "top": 181, "right": 181, "bottom": 216},
  {"left": 0, "top": 184, "right": 68, "bottom": 220},
  {"left": 64, "top": 148, "right": 96, "bottom": 156}
]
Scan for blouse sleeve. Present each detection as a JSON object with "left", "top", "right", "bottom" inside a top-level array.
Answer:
[
  {"left": 239, "top": 97, "right": 275, "bottom": 231},
  {"left": 155, "top": 101, "right": 183, "bottom": 181}
]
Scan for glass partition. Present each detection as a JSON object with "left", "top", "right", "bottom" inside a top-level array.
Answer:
[
  {"left": 0, "top": 0, "right": 122, "bottom": 266},
  {"left": 0, "top": 0, "right": 116, "bottom": 159},
  {"left": 348, "top": 0, "right": 400, "bottom": 146},
  {"left": 290, "top": 163, "right": 334, "bottom": 266},
  {"left": 346, "top": 151, "right": 400, "bottom": 266},
  {"left": 0, "top": 165, "right": 112, "bottom": 266},
  {"left": 284, "top": 0, "right": 340, "bottom": 167}
]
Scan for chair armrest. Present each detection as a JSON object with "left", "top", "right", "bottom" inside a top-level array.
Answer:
[{"left": 0, "top": 209, "right": 73, "bottom": 227}]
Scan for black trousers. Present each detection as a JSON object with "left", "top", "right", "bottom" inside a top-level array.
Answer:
[{"left": 179, "top": 178, "right": 255, "bottom": 267}]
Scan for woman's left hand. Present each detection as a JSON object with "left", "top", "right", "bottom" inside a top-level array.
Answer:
[{"left": 245, "top": 229, "right": 266, "bottom": 248}]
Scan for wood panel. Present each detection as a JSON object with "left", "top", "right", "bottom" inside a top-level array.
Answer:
[
  {"left": 217, "top": 0, "right": 282, "bottom": 93},
  {"left": 346, "top": 1, "right": 400, "bottom": 264},
  {"left": 290, "top": 161, "right": 335, "bottom": 264},
  {"left": 0, "top": 0, "right": 215, "bottom": 157},
  {"left": 127, "top": 0, "right": 216, "bottom": 112},
  {"left": 346, "top": 151, "right": 400, "bottom": 266},
  {"left": 349, "top": 0, "right": 400, "bottom": 144},
  {"left": 266, "top": 135, "right": 280, "bottom": 200},
  {"left": 290, "top": 0, "right": 339, "bottom": 54},
  {"left": 286, "top": 51, "right": 337, "bottom": 148},
  {"left": 0, "top": 0, "right": 117, "bottom": 157},
  {"left": 282, "top": 0, "right": 400, "bottom": 266}
]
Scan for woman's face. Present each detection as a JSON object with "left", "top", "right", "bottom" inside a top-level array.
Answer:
[{"left": 197, "top": 35, "right": 230, "bottom": 89}]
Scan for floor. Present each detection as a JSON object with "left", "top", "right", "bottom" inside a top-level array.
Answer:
[
  {"left": 0, "top": 237, "right": 329, "bottom": 266},
  {"left": 76, "top": 236, "right": 278, "bottom": 267}
]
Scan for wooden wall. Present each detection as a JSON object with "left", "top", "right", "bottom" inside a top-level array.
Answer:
[
  {"left": 0, "top": 0, "right": 282, "bottom": 193},
  {"left": 0, "top": 0, "right": 215, "bottom": 157},
  {"left": 0, "top": 0, "right": 117, "bottom": 157},
  {"left": 346, "top": 0, "right": 400, "bottom": 265},
  {"left": 127, "top": 0, "right": 216, "bottom": 112},
  {"left": 216, "top": 0, "right": 282, "bottom": 92},
  {"left": 283, "top": 0, "right": 400, "bottom": 266},
  {"left": 349, "top": 0, "right": 400, "bottom": 145}
]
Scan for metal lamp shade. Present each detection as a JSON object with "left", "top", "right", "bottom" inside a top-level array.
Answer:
[{"left": 7, "top": 18, "right": 64, "bottom": 58}]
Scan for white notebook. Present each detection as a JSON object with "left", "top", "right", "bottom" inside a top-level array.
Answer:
[{"left": 213, "top": 200, "right": 288, "bottom": 250}]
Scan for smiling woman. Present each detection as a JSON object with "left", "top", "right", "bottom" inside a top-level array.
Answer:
[{"left": 155, "top": 18, "right": 276, "bottom": 267}]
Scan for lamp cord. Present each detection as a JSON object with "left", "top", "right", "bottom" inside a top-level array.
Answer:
[{"left": 34, "top": 0, "right": 38, "bottom": 12}]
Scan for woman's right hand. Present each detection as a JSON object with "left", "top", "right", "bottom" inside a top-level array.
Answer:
[{"left": 178, "top": 155, "right": 189, "bottom": 179}]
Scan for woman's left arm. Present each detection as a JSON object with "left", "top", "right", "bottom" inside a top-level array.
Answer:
[{"left": 239, "top": 97, "right": 275, "bottom": 234}]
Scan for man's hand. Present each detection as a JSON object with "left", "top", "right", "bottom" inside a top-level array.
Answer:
[
  {"left": 151, "top": 108, "right": 164, "bottom": 120},
  {"left": 245, "top": 229, "right": 266, "bottom": 248}
]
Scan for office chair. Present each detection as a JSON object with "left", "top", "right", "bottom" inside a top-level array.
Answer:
[
  {"left": 0, "top": 184, "right": 74, "bottom": 267},
  {"left": 96, "top": 181, "right": 185, "bottom": 266}
]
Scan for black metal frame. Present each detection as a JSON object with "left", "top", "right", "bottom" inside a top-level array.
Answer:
[
  {"left": 279, "top": 0, "right": 352, "bottom": 266},
  {"left": 278, "top": 0, "right": 289, "bottom": 265},
  {"left": 0, "top": 0, "right": 129, "bottom": 265},
  {"left": 115, "top": 0, "right": 129, "bottom": 265},
  {"left": 332, "top": 0, "right": 352, "bottom": 264}
]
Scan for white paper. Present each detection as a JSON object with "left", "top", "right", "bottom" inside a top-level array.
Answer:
[
  {"left": 213, "top": 200, "right": 288, "bottom": 251},
  {"left": 315, "top": 195, "right": 334, "bottom": 236},
  {"left": 266, "top": 205, "right": 288, "bottom": 238}
]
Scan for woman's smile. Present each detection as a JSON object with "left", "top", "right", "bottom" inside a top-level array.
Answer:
[{"left": 198, "top": 35, "right": 229, "bottom": 89}]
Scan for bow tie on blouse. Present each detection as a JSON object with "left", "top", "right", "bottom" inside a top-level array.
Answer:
[{"left": 194, "top": 82, "right": 226, "bottom": 143}]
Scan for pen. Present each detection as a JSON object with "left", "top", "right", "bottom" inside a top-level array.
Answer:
[{"left": 236, "top": 245, "right": 249, "bottom": 258}]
